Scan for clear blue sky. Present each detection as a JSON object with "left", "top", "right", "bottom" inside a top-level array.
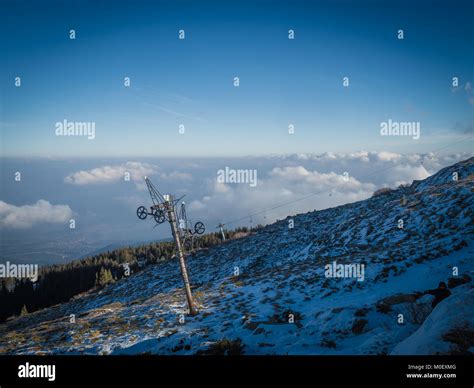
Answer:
[{"left": 1, "top": 0, "right": 473, "bottom": 157}]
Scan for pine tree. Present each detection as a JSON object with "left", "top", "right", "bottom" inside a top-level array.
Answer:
[
  {"left": 20, "top": 304, "right": 28, "bottom": 316},
  {"left": 95, "top": 267, "right": 115, "bottom": 288}
]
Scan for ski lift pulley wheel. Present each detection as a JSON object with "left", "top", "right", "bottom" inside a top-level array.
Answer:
[
  {"left": 194, "top": 221, "right": 205, "bottom": 235},
  {"left": 153, "top": 209, "right": 166, "bottom": 224},
  {"left": 136, "top": 206, "right": 148, "bottom": 220}
]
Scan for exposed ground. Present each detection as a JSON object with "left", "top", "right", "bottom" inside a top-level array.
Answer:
[{"left": 1, "top": 158, "right": 473, "bottom": 355}]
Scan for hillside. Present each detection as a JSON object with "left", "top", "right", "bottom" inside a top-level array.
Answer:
[{"left": 1, "top": 158, "right": 473, "bottom": 355}]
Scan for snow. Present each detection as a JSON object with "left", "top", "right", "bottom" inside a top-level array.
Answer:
[
  {"left": 391, "top": 286, "right": 474, "bottom": 355},
  {"left": 0, "top": 157, "right": 473, "bottom": 355}
]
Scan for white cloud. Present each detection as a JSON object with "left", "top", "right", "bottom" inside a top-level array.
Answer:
[
  {"left": 159, "top": 171, "right": 193, "bottom": 181},
  {"left": 269, "top": 166, "right": 374, "bottom": 193},
  {"left": 188, "top": 164, "right": 376, "bottom": 226},
  {"left": 186, "top": 151, "right": 471, "bottom": 227},
  {"left": 65, "top": 162, "right": 156, "bottom": 185},
  {"left": 0, "top": 200, "right": 73, "bottom": 229},
  {"left": 283, "top": 151, "right": 471, "bottom": 184},
  {"left": 373, "top": 151, "right": 403, "bottom": 162},
  {"left": 65, "top": 151, "right": 469, "bottom": 232},
  {"left": 65, "top": 162, "right": 193, "bottom": 188},
  {"left": 390, "top": 164, "right": 431, "bottom": 187},
  {"left": 213, "top": 181, "right": 231, "bottom": 194}
]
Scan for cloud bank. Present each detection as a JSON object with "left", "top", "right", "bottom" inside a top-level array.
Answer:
[
  {"left": 65, "top": 162, "right": 192, "bottom": 187},
  {"left": 65, "top": 162, "right": 156, "bottom": 185},
  {"left": 0, "top": 200, "right": 73, "bottom": 229},
  {"left": 186, "top": 151, "right": 471, "bottom": 227}
]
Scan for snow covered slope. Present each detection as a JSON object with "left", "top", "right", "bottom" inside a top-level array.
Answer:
[
  {"left": 1, "top": 157, "right": 473, "bottom": 355},
  {"left": 391, "top": 286, "right": 474, "bottom": 355}
]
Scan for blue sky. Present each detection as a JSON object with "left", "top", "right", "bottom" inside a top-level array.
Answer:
[{"left": 1, "top": 0, "right": 473, "bottom": 157}]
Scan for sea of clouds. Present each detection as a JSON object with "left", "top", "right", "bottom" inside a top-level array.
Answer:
[{"left": 0, "top": 151, "right": 471, "bottom": 263}]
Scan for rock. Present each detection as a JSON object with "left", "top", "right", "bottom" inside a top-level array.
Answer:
[
  {"left": 351, "top": 319, "right": 368, "bottom": 334},
  {"left": 448, "top": 274, "right": 472, "bottom": 289},
  {"left": 354, "top": 308, "right": 369, "bottom": 317},
  {"left": 321, "top": 339, "right": 337, "bottom": 348},
  {"left": 243, "top": 321, "right": 259, "bottom": 330},
  {"left": 405, "top": 294, "right": 434, "bottom": 324},
  {"left": 380, "top": 293, "right": 418, "bottom": 306}
]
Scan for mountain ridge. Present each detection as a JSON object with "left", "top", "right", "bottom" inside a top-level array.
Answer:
[{"left": 1, "top": 157, "right": 473, "bottom": 355}]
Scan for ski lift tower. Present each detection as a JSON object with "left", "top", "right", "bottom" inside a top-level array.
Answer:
[
  {"left": 217, "top": 223, "right": 226, "bottom": 241},
  {"left": 136, "top": 177, "right": 205, "bottom": 316}
]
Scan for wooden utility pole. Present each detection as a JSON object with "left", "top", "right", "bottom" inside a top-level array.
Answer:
[{"left": 164, "top": 194, "right": 197, "bottom": 316}]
